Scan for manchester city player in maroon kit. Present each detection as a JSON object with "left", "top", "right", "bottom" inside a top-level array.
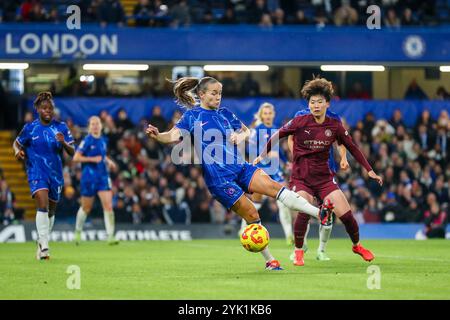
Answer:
[{"left": 255, "top": 77, "right": 383, "bottom": 266}]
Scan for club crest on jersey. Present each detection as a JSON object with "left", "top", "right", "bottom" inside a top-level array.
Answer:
[
  {"left": 225, "top": 187, "right": 236, "bottom": 196},
  {"left": 325, "top": 129, "right": 333, "bottom": 137}
]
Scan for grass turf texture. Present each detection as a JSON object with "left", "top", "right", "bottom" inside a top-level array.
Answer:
[{"left": 1, "top": 239, "right": 449, "bottom": 299}]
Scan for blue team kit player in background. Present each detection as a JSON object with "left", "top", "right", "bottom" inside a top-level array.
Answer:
[
  {"left": 245, "top": 102, "right": 293, "bottom": 245},
  {"left": 73, "top": 116, "right": 119, "bottom": 246},
  {"left": 13, "top": 92, "right": 75, "bottom": 260}
]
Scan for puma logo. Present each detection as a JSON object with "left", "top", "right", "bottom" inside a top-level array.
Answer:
[{"left": 304, "top": 130, "right": 311, "bottom": 135}]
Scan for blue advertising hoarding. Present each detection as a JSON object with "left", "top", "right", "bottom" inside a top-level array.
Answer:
[{"left": 1, "top": 24, "right": 450, "bottom": 63}]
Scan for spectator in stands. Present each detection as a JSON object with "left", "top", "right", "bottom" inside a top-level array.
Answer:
[
  {"left": 80, "top": 0, "right": 101, "bottom": 23},
  {"left": 347, "top": 81, "right": 370, "bottom": 99},
  {"left": 169, "top": 0, "right": 191, "bottom": 27},
  {"left": 372, "top": 119, "right": 395, "bottom": 143},
  {"left": 259, "top": 12, "right": 273, "bottom": 27},
  {"left": 433, "top": 175, "right": 449, "bottom": 204},
  {"left": 0, "top": 179, "right": 19, "bottom": 225},
  {"left": 414, "top": 124, "right": 436, "bottom": 151},
  {"left": 250, "top": 0, "right": 269, "bottom": 24},
  {"left": 272, "top": 8, "right": 286, "bottom": 25},
  {"left": 1, "top": 1, "right": 19, "bottom": 22},
  {"left": 404, "top": 79, "right": 428, "bottom": 100},
  {"left": 389, "top": 109, "right": 405, "bottom": 130},
  {"left": 149, "top": 105, "right": 168, "bottom": 133},
  {"left": 314, "top": 6, "right": 328, "bottom": 27},
  {"left": 333, "top": 0, "right": 358, "bottom": 26},
  {"left": 240, "top": 73, "right": 261, "bottom": 96},
  {"left": 134, "top": 0, "right": 154, "bottom": 27},
  {"left": 363, "top": 198, "right": 381, "bottom": 223},
  {"left": 384, "top": 7, "right": 401, "bottom": 27},
  {"left": 423, "top": 203, "right": 448, "bottom": 238},
  {"left": 116, "top": 109, "right": 134, "bottom": 134},
  {"left": 57, "top": 186, "right": 79, "bottom": 222},
  {"left": 291, "top": 9, "right": 310, "bottom": 24},
  {"left": 28, "top": 1, "right": 48, "bottom": 22},
  {"left": 401, "top": 7, "right": 418, "bottom": 25},
  {"left": 48, "top": 7, "right": 60, "bottom": 23},
  {"left": 436, "top": 86, "right": 450, "bottom": 100},
  {"left": 200, "top": 9, "right": 214, "bottom": 24},
  {"left": 98, "top": 0, "right": 126, "bottom": 27},
  {"left": 210, "top": 200, "right": 227, "bottom": 224},
  {"left": 219, "top": 7, "right": 237, "bottom": 24},
  {"left": 19, "top": 0, "right": 34, "bottom": 22},
  {"left": 151, "top": 0, "right": 169, "bottom": 26}
]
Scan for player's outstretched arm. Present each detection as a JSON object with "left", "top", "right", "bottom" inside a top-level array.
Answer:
[
  {"left": 73, "top": 151, "right": 103, "bottom": 164},
  {"left": 337, "top": 123, "right": 382, "bottom": 186},
  {"left": 146, "top": 124, "right": 181, "bottom": 144},
  {"left": 13, "top": 140, "right": 25, "bottom": 161},
  {"left": 338, "top": 144, "right": 349, "bottom": 171}
]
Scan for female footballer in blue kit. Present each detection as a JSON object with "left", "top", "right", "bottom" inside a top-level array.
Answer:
[
  {"left": 242, "top": 102, "right": 293, "bottom": 245},
  {"left": 145, "top": 76, "right": 334, "bottom": 270},
  {"left": 13, "top": 92, "right": 75, "bottom": 260},
  {"left": 73, "top": 116, "right": 118, "bottom": 245}
]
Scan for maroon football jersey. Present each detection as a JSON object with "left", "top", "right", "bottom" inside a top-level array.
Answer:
[{"left": 265, "top": 114, "right": 372, "bottom": 186}]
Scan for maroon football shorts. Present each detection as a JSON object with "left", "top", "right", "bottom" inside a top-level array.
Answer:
[{"left": 289, "top": 177, "right": 340, "bottom": 203}]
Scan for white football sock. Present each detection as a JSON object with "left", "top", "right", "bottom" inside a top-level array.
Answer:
[
  {"left": 277, "top": 187, "right": 319, "bottom": 218},
  {"left": 49, "top": 215, "right": 55, "bottom": 234},
  {"left": 260, "top": 246, "right": 275, "bottom": 262},
  {"left": 318, "top": 224, "right": 333, "bottom": 252},
  {"left": 75, "top": 207, "right": 87, "bottom": 233},
  {"left": 249, "top": 219, "right": 275, "bottom": 262},
  {"left": 303, "top": 223, "right": 310, "bottom": 250},
  {"left": 36, "top": 210, "right": 49, "bottom": 247},
  {"left": 104, "top": 210, "right": 115, "bottom": 238},
  {"left": 277, "top": 200, "right": 293, "bottom": 240}
]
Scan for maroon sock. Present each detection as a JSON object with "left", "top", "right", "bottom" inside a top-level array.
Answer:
[
  {"left": 294, "top": 212, "right": 310, "bottom": 249},
  {"left": 339, "top": 210, "right": 360, "bottom": 244}
]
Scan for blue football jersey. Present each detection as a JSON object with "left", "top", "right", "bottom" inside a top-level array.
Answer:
[
  {"left": 249, "top": 122, "right": 285, "bottom": 179},
  {"left": 16, "top": 119, "right": 74, "bottom": 185},
  {"left": 175, "top": 106, "right": 248, "bottom": 187},
  {"left": 76, "top": 134, "right": 109, "bottom": 181},
  {"left": 294, "top": 109, "right": 342, "bottom": 173}
]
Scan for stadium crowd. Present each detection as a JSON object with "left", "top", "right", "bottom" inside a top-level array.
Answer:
[
  {"left": 0, "top": 0, "right": 447, "bottom": 27},
  {"left": 2, "top": 102, "right": 448, "bottom": 239}
]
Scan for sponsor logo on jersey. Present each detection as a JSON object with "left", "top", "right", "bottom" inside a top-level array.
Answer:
[
  {"left": 304, "top": 140, "right": 331, "bottom": 146},
  {"left": 304, "top": 130, "right": 311, "bottom": 135}
]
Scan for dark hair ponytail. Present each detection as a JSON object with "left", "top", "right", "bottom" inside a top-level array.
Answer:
[{"left": 33, "top": 91, "right": 54, "bottom": 109}]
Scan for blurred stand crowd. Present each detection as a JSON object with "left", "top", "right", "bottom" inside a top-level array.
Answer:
[{"left": 0, "top": 0, "right": 447, "bottom": 28}]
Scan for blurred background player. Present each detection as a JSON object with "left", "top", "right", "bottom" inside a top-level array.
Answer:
[
  {"left": 241, "top": 102, "right": 293, "bottom": 245},
  {"left": 13, "top": 92, "right": 75, "bottom": 259},
  {"left": 145, "top": 76, "right": 334, "bottom": 270},
  {"left": 73, "top": 116, "right": 118, "bottom": 245},
  {"left": 288, "top": 108, "right": 349, "bottom": 261},
  {"left": 256, "top": 76, "right": 383, "bottom": 266}
]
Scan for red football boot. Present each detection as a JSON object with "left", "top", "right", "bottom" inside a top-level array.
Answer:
[
  {"left": 352, "top": 243, "right": 375, "bottom": 262},
  {"left": 293, "top": 249, "right": 305, "bottom": 266}
]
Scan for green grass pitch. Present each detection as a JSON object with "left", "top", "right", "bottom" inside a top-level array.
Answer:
[{"left": 1, "top": 239, "right": 449, "bottom": 299}]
